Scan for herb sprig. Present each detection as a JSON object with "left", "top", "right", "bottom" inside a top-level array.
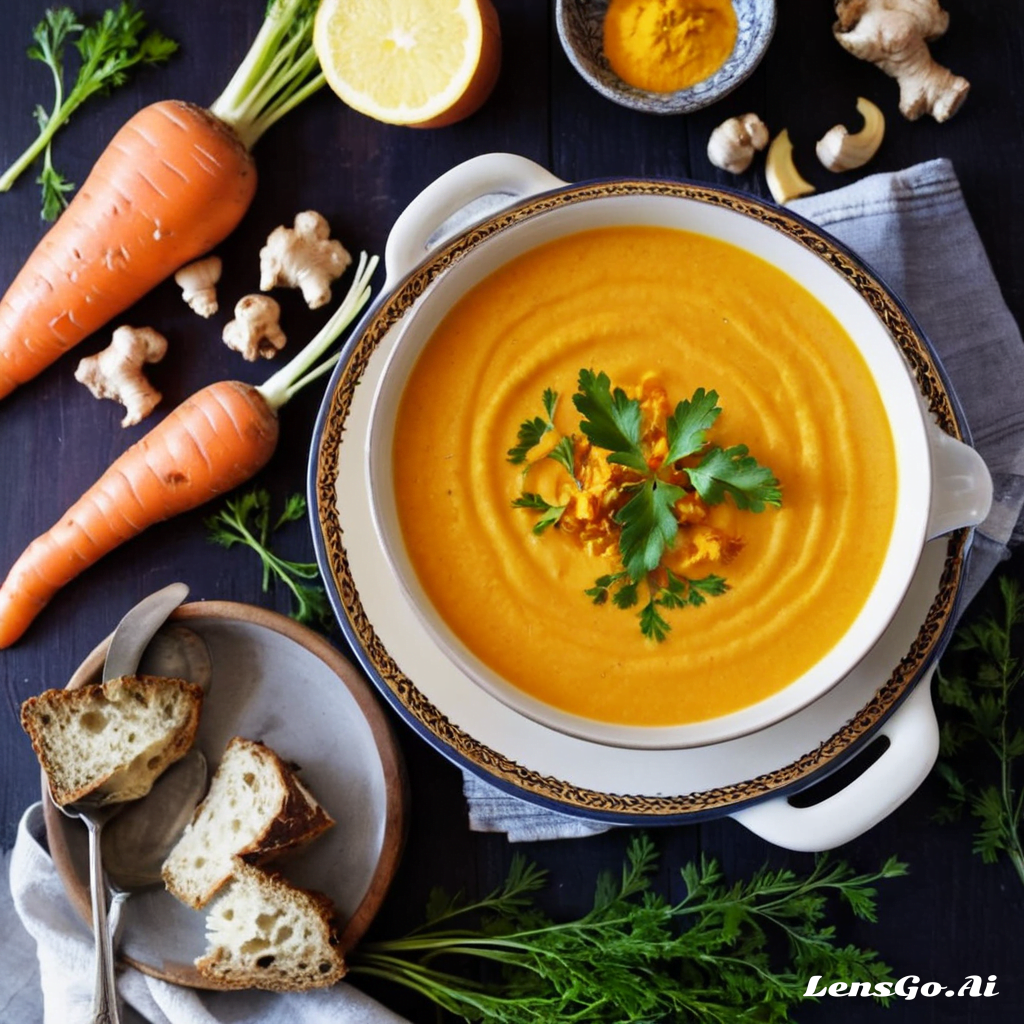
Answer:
[
  {"left": 350, "top": 834, "right": 906, "bottom": 1023},
  {"left": 935, "top": 576, "right": 1024, "bottom": 886},
  {"left": 511, "top": 370, "right": 780, "bottom": 640},
  {"left": 205, "top": 489, "right": 332, "bottom": 630},
  {"left": 0, "top": 2, "right": 178, "bottom": 219}
]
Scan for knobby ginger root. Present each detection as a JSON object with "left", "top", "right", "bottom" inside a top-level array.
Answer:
[
  {"left": 259, "top": 211, "right": 352, "bottom": 310},
  {"left": 75, "top": 326, "right": 168, "bottom": 427},
  {"left": 174, "top": 256, "right": 222, "bottom": 317},
  {"left": 833, "top": 0, "right": 969, "bottom": 122},
  {"left": 222, "top": 295, "right": 287, "bottom": 361}
]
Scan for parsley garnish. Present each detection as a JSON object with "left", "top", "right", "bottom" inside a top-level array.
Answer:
[
  {"left": 205, "top": 489, "right": 333, "bottom": 630},
  {"left": 507, "top": 388, "right": 558, "bottom": 464},
  {"left": 0, "top": 2, "right": 178, "bottom": 219},
  {"left": 512, "top": 369, "right": 781, "bottom": 641},
  {"left": 511, "top": 492, "right": 567, "bottom": 534},
  {"left": 935, "top": 576, "right": 1024, "bottom": 886},
  {"left": 350, "top": 833, "right": 906, "bottom": 1022}
]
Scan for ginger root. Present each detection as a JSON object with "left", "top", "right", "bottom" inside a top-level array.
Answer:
[
  {"left": 222, "top": 295, "right": 287, "bottom": 362},
  {"left": 75, "top": 326, "right": 167, "bottom": 427},
  {"left": 259, "top": 211, "right": 352, "bottom": 310},
  {"left": 174, "top": 256, "right": 222, "bottom": 317},
  {"left": 816, "top": 97, "right": 886, "bottom": 171},
  {"left": 707, "top": 114, "right": 769, "bottom": 174},
  {"left": 833, "top": 0, "right": 969, "bottom": 122}
]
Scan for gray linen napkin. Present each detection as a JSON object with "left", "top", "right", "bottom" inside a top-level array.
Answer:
[
  {"left": 4, "top": 805, "right": 410, "bottom": 1024},
  {"left": 463, "top": 158, "right": 1024, "bottom": 842}
]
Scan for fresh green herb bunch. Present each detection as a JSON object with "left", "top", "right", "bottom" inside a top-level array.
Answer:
[
  {"left": 0, "top": 2, "right": 178, "bottom": 219},
  {"left": 351, "top": 834, "right": 905, "bottom": 1023},
  {"left": 509, "top": 370, "right": 781, "bottom": 641},
  {"left": 935, "top": 576, "right": 1024, "bottom": 886},
  {"left": 205, "top": 488, "right": 333, "bottom": 630}
]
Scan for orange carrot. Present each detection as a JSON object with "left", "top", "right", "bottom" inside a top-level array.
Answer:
[
  {"left": 0, "top": 253, "right": 377, "bottom": 647},
  {"left": 0, "top": 0, "right": 328, "bottom": 399},
  {"left": 0, "top": 101, "right": 255, "bottom": 399}
]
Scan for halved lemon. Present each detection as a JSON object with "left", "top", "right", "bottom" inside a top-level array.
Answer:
[{"left": 314, "top": 0, "right": 502, "bottom": 128}]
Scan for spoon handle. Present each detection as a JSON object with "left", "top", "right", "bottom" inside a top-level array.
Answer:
[{"left": 85, "top": 817, "right": 122, "bottom": 1024}]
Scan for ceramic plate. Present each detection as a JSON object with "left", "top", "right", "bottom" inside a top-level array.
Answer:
[
  {"left": 44, "top": 602, "right": 406, "bottom": 989},
  {"left": 310, "top": 177, "right": 968, "bottom": 823}
]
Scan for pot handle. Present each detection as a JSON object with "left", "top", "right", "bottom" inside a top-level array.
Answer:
[
  {"left": 384, "top": 153, "right": 566, "bottom": 285},
  {"left": 927, "top": 425, "right": 993, "bottom": 539},
  {"left": 728, "top": 668, "right": 938, "bottom": 851}
]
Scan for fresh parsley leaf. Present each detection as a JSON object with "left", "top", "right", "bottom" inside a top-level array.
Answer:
[
  {"left": 687, "top": 443, "right": 783, "bottom": 511},
  {"left": 512, "top": 492, "right": 566, "bottom": 534},
  {"left": 640, "top": 597, "right": 671, "bottom": 642},
  {"left": 205, "top": 489, "right": 333, "bottom": 630},
  {"left": 664, "top": 387, "right": 721, "bottom": 463},
  {"left": 507, "top": 415, "right": 551, "bottom": 464},
  {"left": 0, "top": 2, "right": 178, "bottom": 217},
  {"left": 615, "top": 478, "right": 686, "bottom": 580},
  {"left": 547, "top": 435, "right": 577, "bottom": 482},
  {"left": 573, "top": 369, "right": 649, "bottom": 473},
  {"left": 585, "top": 571, "right": 629, "bottom": 605},
  {"left": 541, "top": 387, "right": 558, "bottom": 422}
]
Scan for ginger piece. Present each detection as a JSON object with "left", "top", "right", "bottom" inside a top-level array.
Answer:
[
  {"left": 174, "top": 256, "right": 222, "bottom": 318},
  {"left": 74, "top": 325, "right": 167, "bottom": 427},
  {"left": 259, "top": 211, "right": 352, "bottom": 310},
  {"left": 833, "top": 0, "right": 969, "bottom": 122},
  {"left": 222, "top": 295, "right": 287, "bottom": 362},
  {"left": 707, "top": 114, "right": 769, "bottom": 174}
]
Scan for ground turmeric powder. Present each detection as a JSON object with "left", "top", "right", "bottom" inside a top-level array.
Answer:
[{"left": 603, "top": 0, "right": 738, "bottom": 93}]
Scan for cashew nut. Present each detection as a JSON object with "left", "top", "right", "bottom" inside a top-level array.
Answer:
[
  {"left": 765, "top": 130, "right": 816, "bottom": 206},
  {"left": 816, "top": 98, "right": 886, "bottom": 172}
]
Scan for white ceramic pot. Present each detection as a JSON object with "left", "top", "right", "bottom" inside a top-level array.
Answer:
[{"left": 364, "top": 153, "right": 991, "bottom": 752}]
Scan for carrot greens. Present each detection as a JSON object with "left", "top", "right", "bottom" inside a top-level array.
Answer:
[
  {"left": 0, "top": 2, "right": 178, "bottom": 219},
  {"left": 206, "top": 489, "right": 332, "bottom": 629},
  {"left": 350, "top": 834, "right": 906, "bottom": 1023},
  {"left": 935, "top": 576, "right": 1024, "bottom": 887},
  {"left": 210, "top": 0, "right": 326, "bottom": 150}
]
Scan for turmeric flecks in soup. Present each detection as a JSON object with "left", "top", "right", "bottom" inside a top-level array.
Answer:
[
  {"left": 392, "top": 227, "right": 898, "bottom": 727},
  {"left": 603, "top": 0, "right": 738, "bottom": 93},
  {"left": 509, "top": 372, "right": 781, "bottom": 642}
]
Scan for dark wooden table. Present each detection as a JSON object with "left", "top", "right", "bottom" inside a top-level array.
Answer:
[{"left": 2, "top": 2, "right": 1023, "bottom": 1022}]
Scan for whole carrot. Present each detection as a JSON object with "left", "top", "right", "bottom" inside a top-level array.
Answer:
[
  {"left": 0, "top": 253, "right": 376, "bottom": 648},
  {"left": 0, "top": 0, "right": 326, "bottom": 400}
]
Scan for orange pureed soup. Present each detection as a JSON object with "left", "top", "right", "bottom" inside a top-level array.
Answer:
[{"left": 392, "top": 227, "right": 897, "bottom": 726}]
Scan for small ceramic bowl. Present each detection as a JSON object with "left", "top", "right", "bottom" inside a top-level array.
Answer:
[{"left": 556, "top": 0, "right": 777, "bottom": 114}]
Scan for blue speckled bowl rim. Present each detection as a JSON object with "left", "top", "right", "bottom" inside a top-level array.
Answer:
[
  {"left": 309, "top": 173, "right": 971, "bottom": 826},
  {"left": 555, "top": 0, "right": 778, "bottom": 114}
]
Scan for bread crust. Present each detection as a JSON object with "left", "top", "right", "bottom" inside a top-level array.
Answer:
[
  {"left": 162, "top": 736, "right": 335, "bottom": 908},
  {"left": 20, "top": 675, "right": 203, "bottom": 806},
  {"left": 195, "top": 859, "right": 346, "bottom": 991}
]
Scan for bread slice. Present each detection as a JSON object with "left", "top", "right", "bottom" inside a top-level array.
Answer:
[
  {"left": 161, "top": 736, "right": 334, "bottom": 909},
  {"left": 196, "top": 859, "right": 346, "bottom": 991},
  {"left": 20, "top": 675, "right": 203, "bottom": 806}
]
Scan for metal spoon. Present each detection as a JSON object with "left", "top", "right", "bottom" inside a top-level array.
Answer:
[
  {"left": 102, "top": 748, "right": 208, "bottom": 938},
  {"left": 57, "top": 583, "right": 194, "bottom": 1024}
]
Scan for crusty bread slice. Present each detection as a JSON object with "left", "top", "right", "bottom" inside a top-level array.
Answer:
[
  {"left": 162, "top": 736, "right": 334, "bottom": 909},
  {"left": 196, "top": 859, "right": 346, "bottom": 991},
  {"left": 20, "top": 675, "right": 203, "bottom": 807}
]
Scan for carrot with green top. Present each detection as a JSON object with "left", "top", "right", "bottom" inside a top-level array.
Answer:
[
  {"left": 0, "top": 252, "right": 377, "bottom": 648},
  {"left": 0, "top": 0, "right": 327, "bottom": 400}
]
